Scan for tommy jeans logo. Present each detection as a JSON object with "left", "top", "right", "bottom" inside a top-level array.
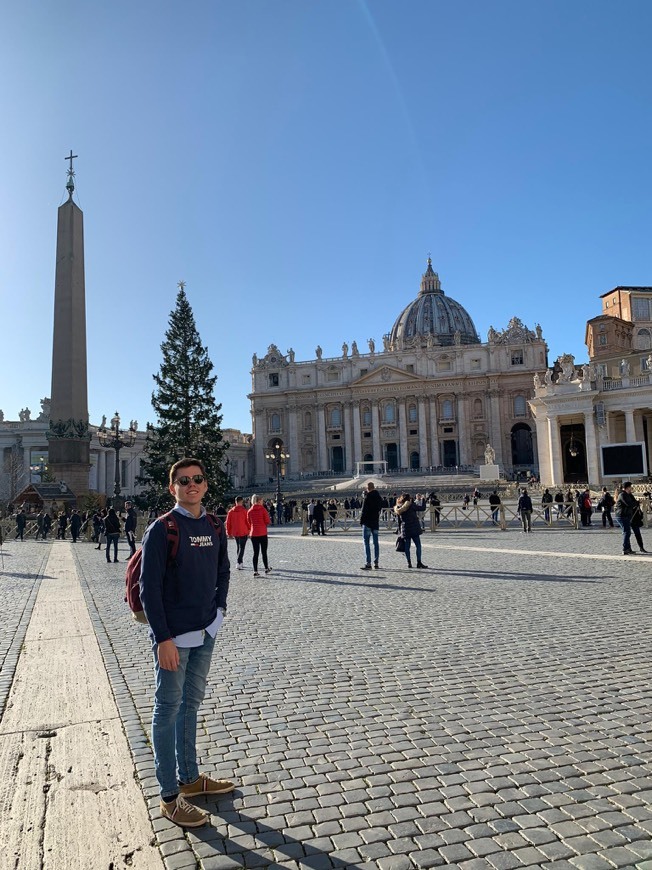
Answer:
[{"left": 188, "top": 535, "right": 214, "bottom": 548}]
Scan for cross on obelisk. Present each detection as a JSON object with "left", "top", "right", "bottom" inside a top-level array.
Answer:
[{"left": 65, "top": 150, "right": 78, "bottom": 199}]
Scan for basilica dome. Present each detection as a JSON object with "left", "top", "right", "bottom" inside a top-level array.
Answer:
[{"left": 387, "top": 259, "right": 480, "bottom": 348}]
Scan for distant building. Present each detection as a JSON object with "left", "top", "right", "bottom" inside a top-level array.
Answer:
[
  {"left": 530, "top": 285, "right": 652, "bottom": 485},
  {"left": 249, "top": 260, "right": 549, "bottom": 484}
]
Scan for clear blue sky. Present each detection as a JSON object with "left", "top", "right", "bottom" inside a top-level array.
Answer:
[{"left": 2, "top": 0, "right": 652, "bottom": 433}]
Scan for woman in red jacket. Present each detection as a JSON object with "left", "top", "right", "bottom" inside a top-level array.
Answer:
[
  {"left": 225, "top": 496, "right": 251, "bottom": 570},
  {"left": 247, "top": 494, "right": 272, "bottom": 577}
]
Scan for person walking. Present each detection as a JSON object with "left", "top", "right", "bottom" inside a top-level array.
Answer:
[
  {"left": 43, "top": 512, "right": 52, "bottom": 540},
  {"left": 615, "top": 481, "right": 641, "bottom": 555},
  {"left": 579, "top": 489, "right": 593, "bottom": 527},
  {"left": 517, "top": 488, "right": 533, "bottom": 532},
  {"left": 247, "top": 494, "right": 271, "bottom": 576},
  {"left": 597, "top": 487, "right": 615, "bottom": 528},
  {"left": 554, "top": 489, "right": 565, "bottom": 519},
  {"left": 226, "top": 496, "right": 250, "bottom": 570},
  {"left": 489, "top": 490, "right": 501, "bottom": 525},
  {"left": 57, "top": 511, "right": 68, "bottom": 540},
  {"left": 312, "top": 500, "right": 326, "bottom": 536},
  {"left": 139, "top": 457, "right": 233, "bottom": 828},
  {"left": 631, "top": 501, "right": 648, "bottom": 553},
  {"left": 15, "top": 509, "right": 27, "bottom": 541},
  {"left": 541, "top": 488, "right": 553, "bottom": 523},
  {"left": 394, "top": 493, "right": 428, "bottom": 568},
  {"left": 124, "top": 501, "right": 138, "bottom": 559},
  {"left": 360, "top": 481, "right": 383, "bottom": 570},
  {"left": 35, "top": 511, "right": 46, "bottom": 540},
  {"left": 104, "top": 507, "right": 121, "bottom": 562},
  {"left": 70, "top": 509, "right": 82, "bottom": 543}
]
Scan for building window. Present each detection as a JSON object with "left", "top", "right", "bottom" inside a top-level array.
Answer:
[
  {"left": 362, "top": 408, "right": 371, "bottom": 426},
  {"left": 359, "top": 368, "right": 368, "bottom": 376},
  {"left": 513, "top": 395, "right": 527, "bottom": 417},
  {"left": 269, "top": 373, "right": 279, "bottom": 387},
  {"left": 269, "top": 413, "right": 281, "bottom": 432},
  {"left": 406, "top": 364, "right": 415, "bottom": 373},
  {"left": 438, "top": 360, "right": 452, "bottom": 372},
  {"left": 332, "top": 434, "right": 341, "bottom": 440},
  {"left": 409, "top": 429, "right": 418, "bottom": 436},
  {"left": 599, "top": 334, "right": 607, "bottom": 346},
  {"left": 511, "top": 349, "right": 524, "bottom": 366},
  {"left": 326, "top": 368, "right": 340, "bottom": 383},
  {"left": 330, "top": 407, "right": 342, "bottom": 427},
  {"left": 636, "top": 328, "right": 652, "bottom": 350},
  {"left": 473, "top": 398, "right": 483, "bottom": 418},
  {"left": 383, "top": 402, "right": 396, "bottom": 424},
  {"left": 641, "top": 356, "right": 650, "bottom": 372},
  {"left": 363, "top": 432, "right": 371, "bottom": 438},
  {"left": 304, "top": 411, "right": 312, "bottom": 430},
  {"left": 471, "top": 358, "right": 481, "bottom": 371},
  {"left": 302, "top": 374, "right": 311, "bottom": 385},
  {"left": 408, "top": 404, "right": 417, "bottom": 423},
  {"left": 596, "top": 363, "right": 608, "bottom": 378},
  {"left": 441, "top": 399, "right": 454, "bottom": 420},
  {"left": 632, "top": 297, "right": 652, "bottom": 321}
]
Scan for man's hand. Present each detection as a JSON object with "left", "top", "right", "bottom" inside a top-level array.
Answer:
[{"left": 158, "top": 639, "right": 179, "bottom": 671}]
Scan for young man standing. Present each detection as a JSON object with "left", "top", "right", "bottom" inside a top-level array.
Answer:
[
  {"left": 140, "top": 458, "right": 233, "bottom": 828},
  {"left": 360, "top": 480, "right": 383, "bottom": 570}
]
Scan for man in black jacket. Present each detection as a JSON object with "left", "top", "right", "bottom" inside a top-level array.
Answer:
[
  {"left": 360, "top": 481, "right": 383, "bottom": 569},
  {"left": 615, "top": 481, "right": 639, "bottom": 555},
  {"left": 124, "top": 500, "right": 137, "bottom": 558}
]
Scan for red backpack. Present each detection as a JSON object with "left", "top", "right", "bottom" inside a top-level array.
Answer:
[{"left": 125, "top": 510, "right": 222, "bottom": 624}]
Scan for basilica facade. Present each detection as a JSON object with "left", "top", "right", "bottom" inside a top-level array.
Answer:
[{"left": 249, "top": 260, "right": 549, "bottom": 484}]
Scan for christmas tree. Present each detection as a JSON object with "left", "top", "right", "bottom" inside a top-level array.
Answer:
[{"left": 138, "top": 283, "right": 229, "bottom": 510}]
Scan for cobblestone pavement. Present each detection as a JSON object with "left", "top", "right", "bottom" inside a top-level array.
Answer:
[{"left": 3, "top": 524, "right": 652, "bottom": 870}]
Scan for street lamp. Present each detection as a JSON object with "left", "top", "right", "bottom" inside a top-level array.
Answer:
[
  {"left": 30, "top": 455, "right": 48, "bottom": 482},
  {"left": 97, "top": 412, "right": 137, "bottom": 500},
  {"left": 265, "top": 441, "right": 289, "bottom": 519}
]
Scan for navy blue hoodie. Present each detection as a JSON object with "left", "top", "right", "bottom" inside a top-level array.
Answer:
[{"left": 140, "top": 509, "right": 230, "bottom": 644}]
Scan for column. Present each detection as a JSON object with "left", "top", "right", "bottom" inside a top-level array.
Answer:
[
  {"left": 488, "top": 390, "right": 503, "bottom": 467},
  {"left": 287, "top": 405, "right": 299, "bottom": 476},
  {"left": 625, "top": 409, "right": 636, "bottom": 443},
  {"left": 548, "top": 414, "right": 563, "bottom": 487},
  {"left": 429, "top": 398, "right": 440, "bottom": 466},
  {"left": 352, "top": 401, "right": 362, "bottom": 468},
  {"left": 457, "top": 396, "right": 469, "bottom": 465},
  {"left": 371, "top": 402, "right": 381, "bottom": 464},
  {"left": 398, "top": 400, "right": 408, "bottom": 469},
  {"left": 343, "top": 403, "right": 353, "bottom": 473},
  {"left": 533, "top": 415, "right": 552, "bottom": 485},
  {"left": 317, "top": 406, "right": 328, "bottom": 471},
  {"left": 98, "top": 449, "right": 107, "bottom": 493},
  {"left": 418, "top": 399, "right": 428, "bottom": 470},
  {"left": 584, "top": 411, "right": 600, "bottom": 484},
  {"left": 254, "top": 411, "right": 266, "bottom": 483}
]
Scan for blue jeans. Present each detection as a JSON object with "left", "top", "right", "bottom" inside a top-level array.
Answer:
[
  {"left": 106, "top": 533, "right": 119, "bottom": 560},
  {"left": 615, "top": 516, "right": 632, "bottom": 553},
  {"left": 152, "top": 631, "right": 215, "bottom": 799},
  {"left": 404, "top": 533, "right": 422, "bottom": 564},
  {"left": 363, "top": 526, "right": 379, "bottom": 565}
]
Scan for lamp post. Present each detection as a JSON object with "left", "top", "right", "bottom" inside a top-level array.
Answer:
[
  {"left": 97, "top": 412, "right": 137, "bottom": 502},
  {"left": 265, "top": 441, "right": 289, "bottom": 520},
  {"left": 30, "top": 455, "right": 48, "bottom": 482}
]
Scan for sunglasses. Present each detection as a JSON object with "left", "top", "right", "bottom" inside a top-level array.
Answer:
[{"left": 174, "top": 474, "right": 206, "bottom": 486}]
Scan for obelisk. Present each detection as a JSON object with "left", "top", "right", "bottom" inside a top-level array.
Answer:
[{"left": 46, "top": 152, "right": 90, "bottom": 495}]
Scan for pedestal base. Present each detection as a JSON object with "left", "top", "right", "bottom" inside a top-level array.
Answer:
[{"left": 479, "top": 464, "right": 500, "bottom": 480}]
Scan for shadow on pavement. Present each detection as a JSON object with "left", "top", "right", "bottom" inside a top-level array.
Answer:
[
  {"left": 189, "top": 804, "right": 364, "bottom": 869},
  {"left": 279, "top": 567, "right": 603, "bottom": 587}
]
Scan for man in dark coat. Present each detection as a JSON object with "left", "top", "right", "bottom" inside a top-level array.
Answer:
[
  {"left": 360, "top": 481, "right": 383, "bottom": 570},
  {"left": 312, "top": 500, "right": 326, "bottom": 536}
]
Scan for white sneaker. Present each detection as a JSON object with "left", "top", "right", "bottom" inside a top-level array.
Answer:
[{"left": 236, "top": 563, "right": 244, "bottom": 570}]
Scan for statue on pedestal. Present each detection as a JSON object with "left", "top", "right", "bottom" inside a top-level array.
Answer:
[
  {"left": 351, "top": 341, "right": 359, "bottom": 357},
  {"left": 368, "top": 337, "right": 375, "bottom": 354},
  {"left": 316, "top": 345, "right": 322, "bottom": 360},
  {"left": 287, "top": 348, "right": 295, "bottom": 363},
  {"left": 484, "top": 443, "right": 495, "bottom": 466},
  {"left": 342, "top": 342, "right": 348, "bottom": 358}
]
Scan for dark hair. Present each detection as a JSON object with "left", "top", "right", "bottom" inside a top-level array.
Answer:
[
  {"left": 623, "top": 481, "right": 633, "bottom": 489},
  {"left": 401, "top": 493, "right": 412, "bottom": 502},
  {"left": 169, "top": 457, "right": 207, "bottom": 485}
]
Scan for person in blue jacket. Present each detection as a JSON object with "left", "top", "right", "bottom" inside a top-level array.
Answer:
[{"left": 140, "top": 458, "right": 233, "bottom": 829}]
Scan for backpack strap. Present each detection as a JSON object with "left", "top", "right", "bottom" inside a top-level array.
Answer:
[
  {"left": 205, "top": 512, "right": 223, "bottom": 537},
  {"left": 158, "top": 511, "right": 180, "bottom": 562}
]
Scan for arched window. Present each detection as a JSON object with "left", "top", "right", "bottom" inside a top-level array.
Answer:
[
  {"left": 473, "top": 398, "right": 483, "bottom": 418},
  {"left": 362, "top": 407, "right": 372, "bottom": 426},
  {"left": 330, "top": 407, "right": 342, "bottom": 427},
  {"left": 383, "top": 402, "right": 396, "bottom": 424},
  {"left": 408, "top": 404, "right": 418, "bottom": 423},
  {"left": 636, "top": 328, "right": 652, "bottom": 350},
  {"left": 513, "top": 396, "right": 527, "bottom": 417},
  {"left": 441, "top": 399, "right": 454, "bottom": 420},
  {"left": 304, "top": 411, "right": 312, "bottom": 430},
  {"left": 270, "top": 413, "right": 281, "bottom": 432}
]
